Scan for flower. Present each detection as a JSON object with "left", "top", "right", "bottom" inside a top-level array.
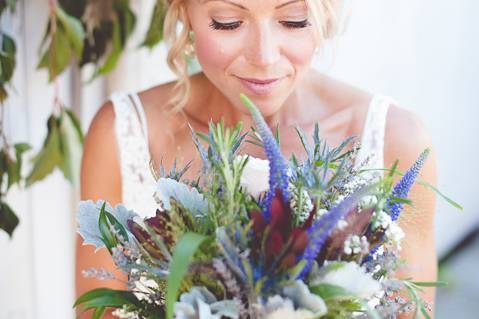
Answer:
[
  {"left": 311, "top": 262, "right": 381, "bottom": 299},
  {"left": 237, "top": 155, "right": 270, "bottom": 198},
  {"left": 388, "top": 149, "right": 430, "bottom": 221},
  {"left": 261, "top": 281, "right": 328, "bottom": 319},
  {"left": 174, "top": 287, "right": 239, "bottom": 319},
  {"left": 250, "top": 190, "right": 315, "bottom": 269}
]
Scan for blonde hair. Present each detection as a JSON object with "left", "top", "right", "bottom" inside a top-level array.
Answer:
[{"left": 163, "top": 0, "right": 346, "bottom": 112}]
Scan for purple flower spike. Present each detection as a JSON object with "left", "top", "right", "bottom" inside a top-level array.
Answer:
[
  {"left": 388, "top": 149, "right": 430, "bottom": 221},
  {"left": 297, "top": 186, "right": 371, "bottom": 280},
  {"left": 240, "top": 94, "right": 290, "bottom": 221}
]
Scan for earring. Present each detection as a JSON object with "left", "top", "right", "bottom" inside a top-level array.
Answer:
[{"left": 184, "top": 31, "right": 196, "bottom": 58}]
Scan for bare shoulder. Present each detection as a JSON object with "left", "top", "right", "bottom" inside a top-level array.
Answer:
[
  {"left": 308, "top": 71, "right": 374, "bottom": 136},
  {"left": 384, "top": 103, "right": 435, "bottom": 169},
  {"left": 81, "top": 100, "right": 121, "bottom": 203}
]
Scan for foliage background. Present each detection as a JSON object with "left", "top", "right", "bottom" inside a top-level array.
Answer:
[{"left": 0, "top": 0, "right": 477, "bottom": 318}]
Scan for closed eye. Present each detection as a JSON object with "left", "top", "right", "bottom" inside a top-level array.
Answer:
[
  {"left": 209, "top": 19, "right": 243, "bottom": 30},
  {"left": 280, "top": 19, "right": 311, "bottom": 29}
]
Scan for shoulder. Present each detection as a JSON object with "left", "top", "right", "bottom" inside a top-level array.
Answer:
[
  {"left": 384, "top": 103, "right": 436, "bottom": 169},
  {"left": 307, "top": 71, "right": 374, "bottom": 136},
  {"left": 81, "top": 100, "right": 122, "bottom": 202}
]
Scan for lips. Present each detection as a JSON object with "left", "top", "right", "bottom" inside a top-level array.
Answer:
[{"left": 236, "top": 76, "right": 283, "bottom": 96}]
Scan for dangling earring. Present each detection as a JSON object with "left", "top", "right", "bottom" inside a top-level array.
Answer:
[{"left": 184, "top": 31, "right": 196, "bottom": 58}]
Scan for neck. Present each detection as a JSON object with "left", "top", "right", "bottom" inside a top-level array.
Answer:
[{"left": 184, "top": 72, "right": 310, "bottom": 132}]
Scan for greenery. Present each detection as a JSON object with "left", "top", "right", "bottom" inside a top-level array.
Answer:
[{"left": 0, "top": 0, "right": 170, "bottom": 237}]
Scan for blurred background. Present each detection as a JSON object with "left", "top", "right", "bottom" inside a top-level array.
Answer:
[{"left": 0, "top": 0, "right": 477, "bottom": 318}]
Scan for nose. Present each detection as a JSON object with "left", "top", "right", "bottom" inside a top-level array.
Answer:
[{"left": 244, "top": 21, "right": 281, "bottom": 68}]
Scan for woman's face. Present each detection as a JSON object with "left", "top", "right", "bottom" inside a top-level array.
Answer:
[{"left": 186, "top": 0, "right": 317, "bottom": 116}]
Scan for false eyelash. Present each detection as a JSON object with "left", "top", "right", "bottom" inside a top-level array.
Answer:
[
  {"left": 280, "top": 19, "right": 311, "bottom": 29},
  {"left": 209, "top": 19, "right": 243, "bottom": 30}
]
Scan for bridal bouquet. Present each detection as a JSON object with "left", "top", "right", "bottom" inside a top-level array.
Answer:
[{"left": 76, "top": 94, "right": 451, "bottom": 319}]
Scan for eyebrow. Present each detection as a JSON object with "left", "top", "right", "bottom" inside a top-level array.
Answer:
[{"left": 200, "top": 0, "right": 305, "bottom": 11}]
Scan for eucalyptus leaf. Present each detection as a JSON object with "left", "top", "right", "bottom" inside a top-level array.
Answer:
[
  {"left": 76, "top": 200, "right": 138, "bottom": 251},
  {"left": 0, "top": 200, "right": 19, "bottom": 237},
  {"left": 166, "top": 232, "right": 207, "bottom": 319},
  {"left": 156, "top": 178, "right": 208, "bottom": 218}
]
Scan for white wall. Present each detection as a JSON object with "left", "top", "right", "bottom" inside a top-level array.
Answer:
[
  {"left": 0, "top": 1, "right": 75, "bottom": 318},
  {"left": 319, "top": 0, "right": 479, "bottom": 255},
  {"left": 0, "top": 1, "right": 477, "bottom": 318}
]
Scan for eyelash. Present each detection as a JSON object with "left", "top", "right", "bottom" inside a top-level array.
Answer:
[{"left": 208, "top": 19, "right": 311, "bottom": 30}]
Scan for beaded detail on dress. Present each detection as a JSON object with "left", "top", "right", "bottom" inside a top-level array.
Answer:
[
  {"left": 111, "top": 91, "right": 157, "bottom": 217},
  {"left": 355, "top": 94, "right": 392, "bottom": 179}
]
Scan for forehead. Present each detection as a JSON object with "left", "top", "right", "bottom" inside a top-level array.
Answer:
[{"left": 197, "top": 0, "right": 307, "bottom": 10}]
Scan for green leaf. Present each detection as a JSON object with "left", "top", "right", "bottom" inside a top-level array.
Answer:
[
  {"left": 166, "top": 232, "right": 207, "bottom": 319},
  {"left": 363, "top": 167, "right": 463, "bottom": 212},
  {"left": 98, "top": 203, "right": 118, "bottom": 252},
  {"left": 0, "top": 200, "right": 19, "bottom": 237},
  {"left": 96, "top": 16, "right": 122, "bottom": 76},
  {"left": 0, "top": 33, "right": 16, "bottom": 101},
  {"left": 311, "top": 283, "right": 352, "bottom": 301},
  {"left": 74, "top": 287, "right": 138, "bottom": 310},
  {"left": 411, "top": 280, "right": 448, "bottom": 288},
  {"left": 92, "top": 306, "right": 105, "bottom": 319},
  {"left": 141, "top": 0, "right": 167, "bottom": 48},
  {"left": 64, "top": 109, "right": 84, "bottom": 143},
  {"left": 58, "top": 108, "right": 84, "bottom": 188},
  {"left": 26, "top": 115, "right": 63, "bottom": 186},
  {"left": 0, "top": 33, "right": 16, "bottom": 82},
  {"left": 56, "top": 5, "right": 85, "bottom": 58},
  {"left": 37, "top": 29, "right": 73, "bottom": 81}
]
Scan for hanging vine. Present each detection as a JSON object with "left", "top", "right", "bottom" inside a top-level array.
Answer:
[{"left": 0, "top": 0, "right": 170, "bottom": 237}]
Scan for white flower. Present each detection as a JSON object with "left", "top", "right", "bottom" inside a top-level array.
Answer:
[
  {"left": 283, "top": 281, "right": 328, "bottom": 316},
  {"left": 385, "top": 222, "right": 405, "bottom": 250},
  {"left": 261, "top": 281, "right": 327, "bottom": 319},
  {"left": 237, "top": 155, "right": 270, "bottom": 198},
  {"left": 312, "top": 262, "right": 381, "bottom": 299},
  {"left": 372, "top": 210, "right": 392, "bottom": 230},
  {"left": 175, "top": 287, "right": 239, "bottom": 319},
  {"left": 343, "top": 235, "right": 369, "bottom": 255},
  {"left": 263, "top": 296, "right": 316, "bottom": 319}
]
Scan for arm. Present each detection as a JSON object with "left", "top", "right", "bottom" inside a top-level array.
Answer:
[
  {"left": 75, "top": 102, "right": 126, "bottom": 318},
  {"left": 384, "top": 105, "right": 438, "bottom": 318}
]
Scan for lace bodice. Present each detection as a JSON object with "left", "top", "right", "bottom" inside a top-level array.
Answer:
[
  {"left": 111, "top": 92, "right": 392, "bottom": 216},
  {"left": 354, "top": 94, "right": 393, "bottom": 179},
  {"left": 111, "top": 92, "right": 157, "bottom": 217}
]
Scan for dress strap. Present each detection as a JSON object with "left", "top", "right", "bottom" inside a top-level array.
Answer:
[
  {"left": 110, "top": 91, "right": 157, "bottom": 216},
  {"left": 355, "top": 94, "right": 392, "bottom": 178}
]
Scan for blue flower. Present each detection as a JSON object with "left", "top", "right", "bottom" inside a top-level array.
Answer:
[
  {"left": 240, "top": 94, "right": 290, "bottom": 221},
  {"left": 388, "top": 149, "right": 430, "bottom": 221},
  {"left": 297, "top": 186, "right": 371, "bottom": 279}
]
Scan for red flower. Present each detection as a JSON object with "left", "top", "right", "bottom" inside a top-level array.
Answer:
[{"left": 250, "top": 189, "right": 316, "bottom": 271}]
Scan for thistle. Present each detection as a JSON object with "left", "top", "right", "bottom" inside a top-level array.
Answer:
[
  {"left": 388, "top": 149, "right": 430, "bottom": 221},
  {"left": 240, "top": 94, "right": 290, "bottom": 221}
]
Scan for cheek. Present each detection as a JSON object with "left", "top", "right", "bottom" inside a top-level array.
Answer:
[
  {"left": 194, "top": 30, "right": 239, "bottom": 73},
  {"left": 282, "top": 34, "right": 316, "bottom": 68}
]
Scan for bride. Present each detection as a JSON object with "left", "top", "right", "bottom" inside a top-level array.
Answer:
[{"left": 76, "top": 0, "right": 438, "bottom": 318}]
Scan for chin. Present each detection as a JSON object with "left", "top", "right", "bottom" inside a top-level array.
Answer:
[{"left": 235, "top": 94, "right": 287, "bottom": 118}]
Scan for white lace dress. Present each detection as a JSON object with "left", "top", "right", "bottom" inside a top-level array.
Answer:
[{"left": 111, "top": 91, "right": 393, "bottom": 217}]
